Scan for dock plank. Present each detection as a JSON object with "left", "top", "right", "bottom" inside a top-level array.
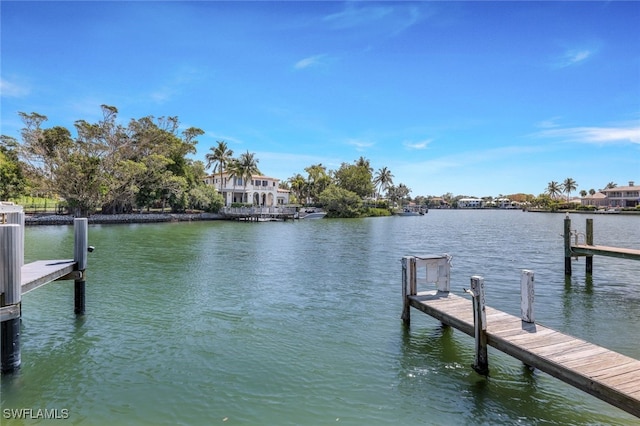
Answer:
[
  {"left": 571, "top": 244, "right": 640, "bottom": 260},
  {"left": 21, "top": 260, "right": 76, "bottom": 294},
  {"left": 407, "top": 290, "right": 640, "bottom": 418}
]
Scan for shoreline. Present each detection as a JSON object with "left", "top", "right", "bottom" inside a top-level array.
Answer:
[{"left": 24, "top": 212, "right": 223, "bottom": 226}]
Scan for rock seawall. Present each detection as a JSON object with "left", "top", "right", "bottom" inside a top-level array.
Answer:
[{"left": 25, "top": 213, "right": 222, "bottom": 225}]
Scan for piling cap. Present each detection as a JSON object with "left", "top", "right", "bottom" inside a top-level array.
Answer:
[{"left": 0, "top": 202, "right": 23, "bottom": 213}]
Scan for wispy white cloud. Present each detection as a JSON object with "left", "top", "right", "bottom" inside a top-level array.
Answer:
[
  {"left": 346, "top": 139, "right": 374, "bottom": 151},
  {"left": 533, "top": 124, "right": 640, "bottom": 145},
  {"left": 323, "top": 4, "right": 393, "bottom": 29},
  {"left": 536, "top": 117, "right": 563, "bottom": 129},
  {"left": 0, "top": 78, "right": 30, "bottom": 98},
  {"left": 294, "top": 54, "right": 327, "bottom": 70},
  {"left": 403, "top": 139, "right": 432, "bottom": 150},
  {"left": 322, "top": 3, "right": 428, "bottom": 36},
  {"left": 553, "top": 44, "right": 599, "bottom": 69}
]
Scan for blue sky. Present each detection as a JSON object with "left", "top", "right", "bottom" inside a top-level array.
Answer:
[{"left": 1, "top": 1, "right": 638, "bottom": 198}]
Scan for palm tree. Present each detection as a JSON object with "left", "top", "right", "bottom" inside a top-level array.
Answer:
[
  {"left": 355, "top": 156, "right": 373, "bottom": 174},
  {"left": 604, "top": 182, "right": 617, "bottom": 190},
  {"left": 546, "top": 181, "right": 563, "bottom": 199},
  {"left": 373, "top": 167, "right": 394, "bottom": 199},
  {"left": 288, "top": 173, "right": 306, "bottom": 204},
  {"left": 226, "top": 159, "right": 241, "bottom": 204},
  {"left": 563, "top": 178, "right": 577, "bottom": 202},
  {"left": 205, "top": 140, "right": 233, "bottom": 194},
  {"left": 238, "top": 151, "right": 260, "bottom": 204}
]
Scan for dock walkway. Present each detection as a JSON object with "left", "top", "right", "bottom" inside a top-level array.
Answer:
[
  {"left": 408, "top": 290, "right": 640, "bottom": 418},
  {"left": 0, "top": 260, "right": 78, "bottom": 322}
]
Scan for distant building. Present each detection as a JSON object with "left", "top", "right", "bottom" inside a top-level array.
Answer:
[
  {"left": 204, "top": 172, "right": 290, "bottom": 207},
  {"left": 580, "top": 192, "right": 608, "bottom": 208},
  {"left": 598, "top": 181, "right": 639, "bottom": 208},
  {"left": 458, "top": 198, "right": 483, "bottom": 209}
]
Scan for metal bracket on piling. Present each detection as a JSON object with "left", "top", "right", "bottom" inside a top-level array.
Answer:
[{"left": 57, "top": 270, "right": 85, "bottom": 281}]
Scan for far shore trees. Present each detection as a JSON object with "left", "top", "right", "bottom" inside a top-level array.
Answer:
[{"left": 9, "top": 106, "right": 222, "bottom": 216}]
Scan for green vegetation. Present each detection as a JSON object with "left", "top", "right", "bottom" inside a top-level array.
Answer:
[
  {"left": 3, "top": 107, "right": 633, "bottom": 219},
  {"left": 2, "top": 106, "right": 224, "bottom": 216}
]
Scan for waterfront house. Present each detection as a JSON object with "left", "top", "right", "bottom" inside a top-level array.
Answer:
[
  {"left": 458, "top": 198, "right": 483, "bottom": 209},
  {"left": 580, "top": 192, "right": 608, "bottom": 208},
  {"left": 204, "top": 172, "right": 290, "bottom": 207},
  {"left": 598, "top": 181, "right": 639, "bottom": 208}
]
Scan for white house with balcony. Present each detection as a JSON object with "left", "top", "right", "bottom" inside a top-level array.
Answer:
[
  {"left": 204, "top": 172, "right": 290, "bottom": 207},
  {"left": 599, "top": 181, "right": 639, "bottom": 208},
  {"left": 458, "top": 198, "right": 483, "bottom": 209}
]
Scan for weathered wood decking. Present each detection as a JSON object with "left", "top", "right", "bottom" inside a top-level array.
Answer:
[
  {"left": 571, "top": 244, "right": 640, "bottom": 261},
  {"left": 408, "top": 290, "right": 640, "bottom": 418},
  {"left": 0, "top": 260, "right": 77, "bottom": 322}
]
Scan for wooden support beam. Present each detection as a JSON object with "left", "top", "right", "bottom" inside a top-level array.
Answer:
[
  {"left": 564, "top": 214, "right": 572, "bottom": 276},
  {"left": 73, "top": 218, "right": 88, "bottom": 315},
  {"left": 586, "top": 218, "right": 593, "bottom": 274}
]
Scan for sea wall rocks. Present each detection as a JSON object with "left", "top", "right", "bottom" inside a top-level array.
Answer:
[{"left": 24, "top": 213, "right": 222, "bottom": 226}]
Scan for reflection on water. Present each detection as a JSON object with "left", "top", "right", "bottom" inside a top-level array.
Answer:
[{"left": 1, "top": 211, "right": 638, "bottom": 425}]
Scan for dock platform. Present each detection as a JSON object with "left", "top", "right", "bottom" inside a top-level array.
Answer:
[
  {"left": 571, "top": 244, "right": 640, "bottom": 261},
  {"left": 408, "top": 290, "right": 640, "bottom": 418},
  {"left": 0, "top": 260, "right": 78, "bottom": 322}
]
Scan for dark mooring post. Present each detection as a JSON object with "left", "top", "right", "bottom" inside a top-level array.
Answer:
[
  {"left": 401, "top": 256, "right": 417, "bottom": 325},
  {"left": 585, "top": 218, "right": 593, "bottom": 274},
  {"left": 468, "top": 275, "right": 488, "bottom": 376},
  {"left": 73, "top": 218, "right": 88, "bottom": 315},
  {"left": 1, "top": 224, "right": 22, "bottom": 373},
  {"left": 564, "top": 214, "right": 572, "bottom": 276}
]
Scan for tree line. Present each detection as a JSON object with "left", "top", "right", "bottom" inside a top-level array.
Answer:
[{"left": 1, "top": 105, "right": 224, "bottom": 216}]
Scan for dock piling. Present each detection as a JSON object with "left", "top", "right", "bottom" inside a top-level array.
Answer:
[
  {"left": 0, "top": 224, "right": 22, "bottom": 373},
  {"left": 468, "top": 275, "right": 488, "bottom": 375},
  {"left": 401, "top": 256, "right": 416, "bottom": 325},
  {"left": 73, "top": 218, "right": 88, "bottom": 315},
  {"left": 585, "top": 218, "right": 593, "bottom": 274},
  {"left": 520, "top": 270, "right": 535, "bottom": 323},
  {"left": 564, "top": 214, "right": 572, "bottom": 276}
]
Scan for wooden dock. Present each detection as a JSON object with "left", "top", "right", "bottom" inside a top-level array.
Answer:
[
  {"left": 565, "top": 216, "right": 640, "bottom": 275},
  {"left": 407, "top": 290, "right": 640, "bottom": 418},
  {"left": 0, "top": 260, "right": 78, "bottom": 322},
  {"left": 401, "top": 255, "right": 640, "bottom": 418},
  {"left": 1, "top": 207, "right": 89, "bottom": 373},
  {"left": 571, "top": 244, "right": 640, "bottom": 261}
]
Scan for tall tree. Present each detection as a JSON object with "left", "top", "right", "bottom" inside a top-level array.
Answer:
[
  {"left": 238, "top": 151, "right": 260, "bottom": 204},
  {"left": 333, "top": 162, "right": 374, "bottom": 198},
  {"left": 288, "top": 173, "right": 306, "bottom": 204},
  {"left": 205, "top": 140, "right": 233, "bottom": 194},
  {"left": 562, "top": 177, "right": 577, "bottom": 201},
  {"left": 304, "top": 163, "right": 331, "bottom": 204},
  {"left": 0, "top": 136, "right": 27, "bottom": 199},
  {"left": 546, "top": 181, "right": 563, "bottom": 199},
  {"left": 373, "top": 167, "right": 394, "bottom": 199}
]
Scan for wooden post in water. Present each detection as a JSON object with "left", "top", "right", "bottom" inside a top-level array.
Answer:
[
  {"left": 0, "top": 224, "right": 22, "bottom": 373},
  {"left": 585, "top": 218, "right": 593, "bottom": 274},
  {"left": 564, "top": 214, "right": 572, "bottom": 276},
  {"left": 520, "top": 270, "right": 535, "bottom": 323},
  {"left": 73, "top": 218, "right": 88, "bottom": 315},
  {"left": 469, "top": 275, "right": 488, "bottom": 375},
  {"left": 401, "top": 256, "right": 417, "bottom": 325}
]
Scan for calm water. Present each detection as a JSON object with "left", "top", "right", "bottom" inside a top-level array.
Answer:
[{"left": 2, "top": 210, "right": 639, "bottom": 425}]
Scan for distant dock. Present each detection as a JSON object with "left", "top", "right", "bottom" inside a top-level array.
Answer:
[
  {"left": 220, "top": 206, "right": 298, "bottom": 221},
  {"left": 401, "top": 255, "right": 640, "bottom": 418},
  {"left": 564, "top": 215, "right": 640, "bottom": 275}
]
